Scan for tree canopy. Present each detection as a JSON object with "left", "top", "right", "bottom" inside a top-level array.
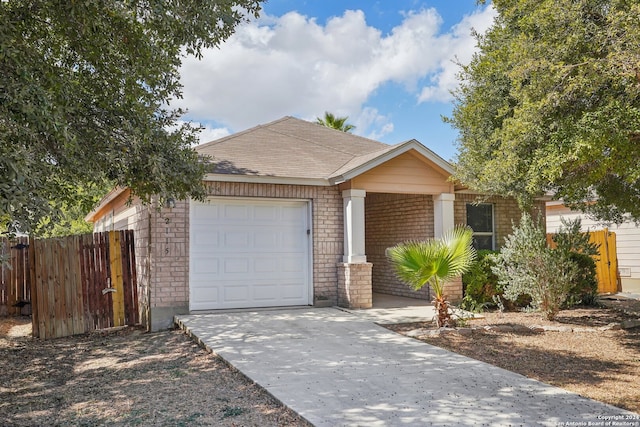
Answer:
[
  {"left": 0, "top": 0, "right": 263, "bottom": 234},
  {"left": 448, "top": 0, "right": 640, "bottom": 223},
  {"left": 316, "top": 112, "right": 356, "bottom": 132}
]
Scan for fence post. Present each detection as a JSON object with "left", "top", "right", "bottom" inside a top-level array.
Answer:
[
  {"left": 109, "top": 231, "right": 125, "bottom": 327},
  {"left": 29, "top": 237, "right": 39, "bottom": 338}
]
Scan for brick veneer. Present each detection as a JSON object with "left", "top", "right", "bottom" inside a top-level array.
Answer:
[
  {"left": 337, "top": 262, "right": 373, "bottom": 308},
  {"left": 365, "top": 193, "right": 434, "bottom": 300},
  {"left": 97, "top": 184, "right": 538, "bottom": 329},
  {"left": 454, "top": 194, "right": 546, "bottom": 249}
]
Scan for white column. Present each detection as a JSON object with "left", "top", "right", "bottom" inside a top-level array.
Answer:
[
  {"left": 342, "top": 189, "right": 367, "bottom": 263},
  {"left": 433, "top": 193, "right": 455, "bottom": 238}
]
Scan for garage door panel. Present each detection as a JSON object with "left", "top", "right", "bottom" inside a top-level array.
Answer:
[
  {"left": 223, "top": 231, "right": 249, "bottom": 248},
  {"left": 254, "top": 258, "right": 276, "bottom": 273},
  {"left": 191, "top": 231, "right": 220, "bottom": 251},
  {"left": 192, "top": 203, "right": 220, "bottom": 221},
  {"left": 223, "top": 258, "right": 250, "bottom": 274},
  {"left": 223, "top": 285, "right": 250, "bottom": 302},
  {"left": 192, "top": 259, "right": 219, "bottom": 274},
  {"left": 252, "top": 284, "right": 279, "bottom": 301},
  {"left": 279, "top": 282, "right": 305, "bottom": 299},
  {"left": 254, "top": 205, "right": 279, "bottom": 221},
  {"left": 190, "top": 198, "right": 311, "bottom": 310},
  {"left": 190, "top": 286, "right": 219, "bottom": 309},
  {"left": 281, "top": 257, "right": 304, "bottom": 273},
  {"left": 224, "top": 204, "right": 249, "bottom": 221},
  {"left": 254, "top": 231, "right": 278, "bottom": 248},
  {"left": 281, "top": 205, "right": 305, "bottom": 222}
]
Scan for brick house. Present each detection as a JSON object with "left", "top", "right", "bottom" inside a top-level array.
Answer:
[{"left": 87, "top": 116, "right": 538, "bottom": 330}]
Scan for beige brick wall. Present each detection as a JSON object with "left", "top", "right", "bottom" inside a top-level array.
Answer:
[
  {"left": 337, "top": 262, "right": 373, "bottom": 309},
  {"left": 365, "top": 193, "right": 434, "bottom": 300},
  {"left": 148, "top": 200, "right": 189, "bottom": 310},
  {"left": 454, "top": 194, "right": 546, "bottom": 249}
]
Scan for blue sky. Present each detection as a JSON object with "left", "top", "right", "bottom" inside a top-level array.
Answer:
[{"left": 175, "top": 1, "right": 496, "bottom": 161}]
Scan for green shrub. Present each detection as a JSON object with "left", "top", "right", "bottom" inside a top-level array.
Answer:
[
  {"left": 552, "top": 218, "right": 600, "bottom": 307},
  {"left": 461, "top": 250, "right": 500, "bottom": 312},
  {"left": 565, "top": 252, "right": 598, "bottom": 306},
  {"left": 492, "top": 213, "right": 577, "bottom": 320}
]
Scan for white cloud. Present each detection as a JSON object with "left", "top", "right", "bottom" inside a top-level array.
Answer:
[
  {"left": 417, "top": 5, "right": 497, "bottom": 103},
  {"left": 197, "top": 124, "right": 231, "bottom": 144},
  {"left": 171, "top": 120, "right": 230, "bottom": 145},
  {"left": 176, "top": 5, "right": 496, "bottom": 141}
]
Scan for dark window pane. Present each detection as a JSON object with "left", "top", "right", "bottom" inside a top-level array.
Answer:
[
  {"left": 472, "top": 235, "right": 494, "bottom": 251},
  {"left": 466, "top": 204, "right": 493, "bottom": 233}
]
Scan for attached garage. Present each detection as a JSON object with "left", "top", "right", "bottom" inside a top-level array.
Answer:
[{"left": 189, "top": 197, "right": 312, "bottom": 310}]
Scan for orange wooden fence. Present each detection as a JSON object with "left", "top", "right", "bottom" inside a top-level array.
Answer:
[
  {"left": 547, "top": 229, "right": 619, "bottom": 294},
  {"left": 1, "top": 231, "right": 138, "bottom": 339}
]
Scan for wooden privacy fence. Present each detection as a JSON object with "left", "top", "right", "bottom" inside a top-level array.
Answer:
[
  {"left": 0, "top": 236, "right": 31, "bottom": 316},
  {"left": 1, "top": 231, "right": 138, "bottom": 339},
  {"left": 547, "top": 228, "right": 619, "bottom": 294}
]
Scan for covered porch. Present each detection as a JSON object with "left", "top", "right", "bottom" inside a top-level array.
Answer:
[{"left": 333, "top": 142, "right": 461, "bottom": 310}]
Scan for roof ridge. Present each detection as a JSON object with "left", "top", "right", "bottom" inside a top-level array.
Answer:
[
  {"left": 266, "top": 117, "right": 388, "bottom": 156},
  {"left": 195, "top": 116, "right": 292, "bottom": 149}
]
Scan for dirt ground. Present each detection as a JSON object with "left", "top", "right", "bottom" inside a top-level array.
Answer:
[
  {"left": 385, "top": 300, "right": 640, "bottom": 414},
  {"left": 0, "top": 318, "right": 311, "bottom": 427}
]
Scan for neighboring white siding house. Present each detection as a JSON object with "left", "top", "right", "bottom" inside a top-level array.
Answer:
[{"left": 546, "top": 201, "right": 640, "bottom": 293}]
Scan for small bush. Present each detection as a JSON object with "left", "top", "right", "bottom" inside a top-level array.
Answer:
[
  {"left": 565, "top": 252, "right": 598, "bottom": 306},
  {"left": 552, "top": 217, "right": 600, "bottom": 307},
  {"left": 461, "top": 250, "right": 500, "bottom": 312}
]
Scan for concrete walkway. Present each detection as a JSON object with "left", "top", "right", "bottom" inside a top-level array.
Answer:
[{"left": 175, "top": 308, "right": 637, "bottom": 426}]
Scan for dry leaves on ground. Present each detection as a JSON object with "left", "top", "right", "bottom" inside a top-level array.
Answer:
[
  {"left": 0, "top": 318, "right": 311, "bottom": 427},
  {"left": 386, "top": 306, "right": 640, "bottom": 414}
]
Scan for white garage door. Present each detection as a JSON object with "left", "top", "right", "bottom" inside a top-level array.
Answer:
[{"left": 189, "top": 198, "right": 312, "bottom": 310}]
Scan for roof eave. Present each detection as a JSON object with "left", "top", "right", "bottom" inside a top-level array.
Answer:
[
  {"left": 204, "top": 173, "right": 331, "bottom": 187},
  {"left": 84, "top": 186, "right": 127, "bottom": 223}
]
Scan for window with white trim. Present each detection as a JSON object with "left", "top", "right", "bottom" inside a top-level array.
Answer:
[{"left": 466, "top": 203, "right": 495, "bottom": 250}]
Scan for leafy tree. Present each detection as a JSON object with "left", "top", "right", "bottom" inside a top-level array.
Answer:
[
  {"left": 0, "top": 0, "right": 263, "bottom": 234},
  {"left": 387, "top": 226, "right": 476, "bottom": 327},
  {"left": 315, "top": 112, "right": 356, "bottom": 132},
  {"left": 34, "top": 182, "right": 112, "bottom": 238},
  {"left": 448, "top": 0, "right": 640, "bottom": 223}
]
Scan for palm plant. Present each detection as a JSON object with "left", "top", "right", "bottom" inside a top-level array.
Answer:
[
  {"left": 387, "top": 226, "right": 476, "bottom": 327},
  {"left": 315, "top": 111, "right": 355, "bottom": 132}
]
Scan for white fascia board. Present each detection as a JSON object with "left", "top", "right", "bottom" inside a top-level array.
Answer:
[
  {"left": 204, "top": 173, "right": 331, "bottom": 187},
  {"left": 329, "top": 140, "right": 454, "bottom": 184}
]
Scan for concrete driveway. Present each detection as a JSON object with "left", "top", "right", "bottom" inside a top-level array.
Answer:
[{"left": 175, "top": 307, "right": 636, "bottom": 426}]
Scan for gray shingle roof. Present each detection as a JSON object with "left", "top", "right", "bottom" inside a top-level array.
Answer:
[
  {"left": 196, "top": 117, "right": 392, "bottom": 179},
  {"left": 196, "top": 116, "right": 452, "bottom": 181}
]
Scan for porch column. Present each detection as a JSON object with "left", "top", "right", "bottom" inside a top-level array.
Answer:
[
  {"left": 433, "top": 193, "right": 455, "bottom": 238},
  {"left": 342, "top": 189, "right": 367, "bottom": 263},
  {"left": 433, "top": 192, "right": 463, "bottom": 302},
  {"left": 338, "top": 189, "right": 372, "bottom": 309}
]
